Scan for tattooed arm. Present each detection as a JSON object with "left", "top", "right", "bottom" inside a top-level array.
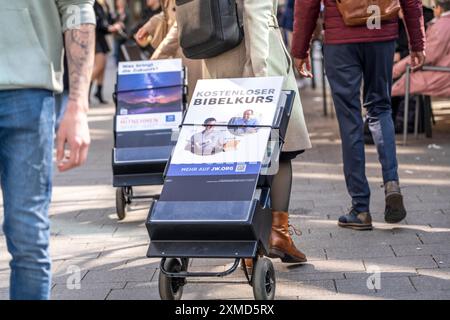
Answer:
[
  {"left": 56, "top": 24, "right": 95, "bottom": 172},
  {"left": 65, "top": 24, "right": 95, "bottom": 109}
]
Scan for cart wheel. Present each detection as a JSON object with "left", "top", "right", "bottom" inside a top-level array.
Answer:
[
  {"left": 252, "top": 257, "right": 276, "bottom": 300},
  {"left": 115, "top": 187, "right": 127, "bottom": 220},
  {"left": 159, "top": 258, "right": 185, "bottom": 300}
]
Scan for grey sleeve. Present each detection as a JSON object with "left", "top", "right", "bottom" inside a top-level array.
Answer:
[{"left": 56, "top": 0, "right": 96, "bottom": 32}]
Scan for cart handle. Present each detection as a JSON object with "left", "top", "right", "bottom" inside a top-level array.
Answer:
[{"left": 159, "top": 258, "right": 241, "bottom": 278}]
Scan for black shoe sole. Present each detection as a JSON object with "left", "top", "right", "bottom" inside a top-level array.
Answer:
[
  {"left": 385, "top": 193, "right": 407, "bottom": 223},
  {"left": 268, "top": 248, "right": 307, "bottom": 263},
  {"left": 338, "top": 222, "right": 373, "bottom": 231}
]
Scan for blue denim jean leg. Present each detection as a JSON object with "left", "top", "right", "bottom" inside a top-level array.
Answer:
[{"left": 0, "top": 89, "right": 55, "bottom": 300}]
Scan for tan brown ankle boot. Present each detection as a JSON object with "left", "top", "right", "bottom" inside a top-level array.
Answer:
[
  {"left": 268, "top": 211, "right": 307, "bottom": 263},
  {"left": 240, "top": 259, "right": 253, "bottom": 274}
]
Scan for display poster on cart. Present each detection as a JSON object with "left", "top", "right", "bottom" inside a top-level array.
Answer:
[
  {"left": 115, "top": 59, "right": 184, "bottom": 149},
  {"left": 167, "top": 77, "right": 283, "bottom": 177},
  {"left": 161, "top": 77, "right": 284, "bottom": 202},
  {"left": 183, "top": 77, "right": 283, "bottom": 126}
]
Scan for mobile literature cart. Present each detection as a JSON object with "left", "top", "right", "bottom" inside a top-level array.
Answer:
[
  {"left": 145, "top": 77, "right": 295, "bottom": 300},
  {"left": 112, "top": 59, "right": 187, "bottom": 220}
]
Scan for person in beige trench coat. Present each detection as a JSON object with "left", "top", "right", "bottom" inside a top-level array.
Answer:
[
  {"left": 202, "top": 0, "right": 312, "bottom": 266},
  {"left": 135, "top": 0, "right": 203, "bottom": 102}
]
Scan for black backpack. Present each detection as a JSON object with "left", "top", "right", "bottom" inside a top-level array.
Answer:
[{"left": 175, "top": 0, "right": 244, "bottom": 59}]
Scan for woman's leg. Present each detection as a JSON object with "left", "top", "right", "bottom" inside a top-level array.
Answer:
[
  {"left": 268, "top": 159, "right": 307, "bottom": 263},
  {"left": 270, "top": 159, "right": 292, "bottom": 212},
  {"left": 91, "top": 52, "right": 105, "bottom": 83},
  {"left": 96, "top": 54, "right": 107, "bottom": 86},
  {"left": 95, "top": 53, "right": 108, "bottom": 104},
  {"left": 91, "top": 53, "right": 108, "bottom": 104}
]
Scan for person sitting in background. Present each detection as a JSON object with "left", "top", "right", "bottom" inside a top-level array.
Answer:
[
  {"left": 392, "top": 0, "right": 450, "bottom": 98},
  {"left": 395, "top": 6, "right": 434, "bottom": 64},
  {"left": 384, "top": 5, "right": 435, "bottom": 135}
]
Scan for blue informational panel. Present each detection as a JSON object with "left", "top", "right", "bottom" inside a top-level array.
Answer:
[
  {"left": 160, "top": 77, "right": 284, "bottom": 202},
  {"left": 114, "top": 59, "right": 184, "bottom": 164}
]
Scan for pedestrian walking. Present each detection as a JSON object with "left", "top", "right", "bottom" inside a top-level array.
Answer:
[
  {"left": 0, "top": 0, "right": 95, "bottom": 299},
  {"left": 292, "top": 0, "right": 426, "bottom": 230},
  {"left": 199, "top": 0, "right": 312, "bottom": 265}
]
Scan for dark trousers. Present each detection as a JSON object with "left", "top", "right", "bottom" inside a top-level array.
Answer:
[{"left": 324, "top": 40, "right": 399, "bottom": 213}]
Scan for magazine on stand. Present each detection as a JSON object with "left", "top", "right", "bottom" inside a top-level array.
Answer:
[
  {"left": 162, "top": 76, "right": 285, "bottom": 201},
  {"left": 114, "top": 59, "right": 184, "bottom": 161}
]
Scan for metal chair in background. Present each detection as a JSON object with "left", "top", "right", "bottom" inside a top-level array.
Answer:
[{"left": 403, "top": 65, "right": 450, "bottom": 145}]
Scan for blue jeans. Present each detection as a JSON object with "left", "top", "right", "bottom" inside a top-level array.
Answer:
[
  {"left": 0, "top": 89, "right": 55, "bottom": 299},
  {"left": 54, "top": 90, "right": 69, "bottom": 131},
  {"left": 324, "top": 41, "right": 399, "bottom": 213}
]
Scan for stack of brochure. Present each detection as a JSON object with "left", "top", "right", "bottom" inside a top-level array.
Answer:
[{"left": 114, "top": 59, "right": 184, "bottom": 162}]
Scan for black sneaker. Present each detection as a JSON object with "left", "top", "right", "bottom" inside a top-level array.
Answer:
[
  {"left": 384, "top": 181, "right": 407, "bottom": 223},
  {"left": 338, "top": 208, "right": 373, "bottom": 231}
]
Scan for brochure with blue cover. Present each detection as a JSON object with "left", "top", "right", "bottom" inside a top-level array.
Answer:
[
  {"left": 114, "top": 59, "right": 184, "bottom": 163},
  {"left": 117, "top": 59, "right": 183, "bottom": 92}
]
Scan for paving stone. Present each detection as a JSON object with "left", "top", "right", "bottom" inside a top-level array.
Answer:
[
  {"left": 297, "top": 293, "right": 386, "bottom": 300},
  {"left": 0, "top": 288, "right": 8, "bottom": 300},
  {"left": 405, "top": 211, "right": 450, "bottom": 228},
  {"left": 82, "top": 266, "right": 156, "bottom": 283},
  {"left": 363, "top": 256, "right": 439, "bottom": 271},
  {"left": 107, "top": 286, "right": 161, "bottom": 300},
  {"left": 277, "top": 271, "right": 345, "bottom": 282},
  {"left": 51, "top": 288, "right": 111, "bottom": 300},
  {"left": 52, "top": 281, "right": 125, "bottom": 292},
  {"left": 191, "top": 259, "right": 236, "bottom": 267},
  {"left": 417, "top": 232, "right": 450, "bottom": 244},
  {"left": 329, "top": 229, "right": 422, "bottom": 246},
  {"left": 0, "top": 273, "right": 9, "bottom": 289},
  {"left": 50, "top": 243, "right": 104, "bottom": 260},
  {"left": 411, "top": 268, "right": 450, "bottom": 291},
  {"left": 336, "top": 276, "right": 416, "bottom": 298},
  {"left": 52, "top": 269, "right": 89, "bottom": 285},
  {"left": 432, "top": 254, "right": 450, "bottom": 268},
  {"left": 182, "top": 280, "right": 336, "bottom": 300},
  {"left": 98, "top": 243, "right": 148, "bottom": 258},
  {"left": 275, "top": 280, "right": 337, "bottom": 297},
  {"left": 272, "top": 259, "right": 366, "bottom": 274},
  {"left": 324, "top": 245, "right": 395, "bottom": 260},
  {"left": 392, "top": 291, "right": 450, "bottom": 300},
  {"left": 392, "top": 243, "right": 450, "bottom": 257},
  {"left": 344, "top": 270, "right": 417, "bottom": 279},
  {"left": 51, "top": 257, "right": 148, "bottom": 285}
]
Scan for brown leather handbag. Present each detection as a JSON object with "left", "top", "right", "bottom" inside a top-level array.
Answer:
[{"left": 336, "top": 0, "right": 401, "bottom": 26}]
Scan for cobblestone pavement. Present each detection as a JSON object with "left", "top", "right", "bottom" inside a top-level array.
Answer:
[{"left": 1, "top": 63, "right": 450, "bottom": 300}]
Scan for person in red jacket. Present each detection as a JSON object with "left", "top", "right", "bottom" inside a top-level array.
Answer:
[{"left": 292, "top": 0, "right": 426, "bottom": 230}]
